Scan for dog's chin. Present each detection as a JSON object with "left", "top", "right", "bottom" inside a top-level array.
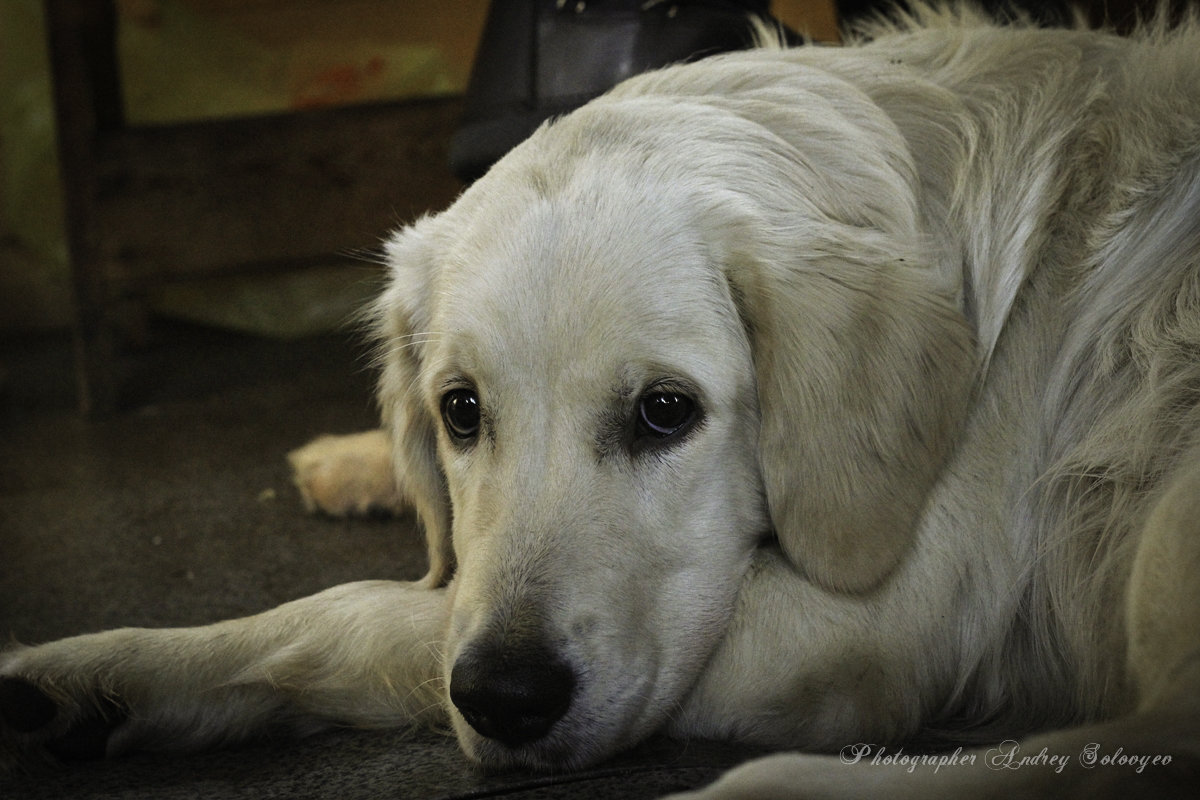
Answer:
[{"left": 453, "top": 712, "right": 647, "bottom": 773}]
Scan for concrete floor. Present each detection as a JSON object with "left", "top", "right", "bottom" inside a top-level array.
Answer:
[{"left": 0, "top": 324, "right": 758, "bottom": 799}]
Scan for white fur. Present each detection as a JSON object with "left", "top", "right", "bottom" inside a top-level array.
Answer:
[{"left": 7, "top": 6, "right": 1200, "bottom": 796}]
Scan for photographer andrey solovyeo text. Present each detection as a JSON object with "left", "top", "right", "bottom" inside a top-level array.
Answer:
[{"left": 839, "top": 740, "right": 1172, "bottom": 775}]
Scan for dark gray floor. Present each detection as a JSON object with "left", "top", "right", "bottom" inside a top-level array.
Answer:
[{"left": 0, "top": 324, "right": 759, "bottom": 799}]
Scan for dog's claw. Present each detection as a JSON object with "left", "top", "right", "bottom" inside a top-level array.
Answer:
[{"left": 0, "top": 677, "right": 57, "bottom": 734}]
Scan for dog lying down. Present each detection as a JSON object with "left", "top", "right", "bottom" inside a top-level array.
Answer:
[{"left": 5, "top": 5, "right": 1200, "bottom": 797}]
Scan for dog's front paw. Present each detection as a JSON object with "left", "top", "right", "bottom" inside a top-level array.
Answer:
[
  {"left": 288, "top": 430, "right": 407, "bottom": 517},
  {"left": 0, "top": 666, "right": 130, "bottom": 769},
  {"left": 1, "top": 626, "right": 240, "bottom": 767}
]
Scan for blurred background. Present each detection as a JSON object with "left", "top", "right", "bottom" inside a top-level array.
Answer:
[{"left": 0, "top": 0, "right": 838, "bottom": 417}]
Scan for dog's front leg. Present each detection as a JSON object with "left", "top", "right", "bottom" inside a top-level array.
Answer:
[{"left": 0, "top": 580, "right": 448, "bottom": 763}]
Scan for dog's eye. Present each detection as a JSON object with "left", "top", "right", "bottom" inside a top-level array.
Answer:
[
  {"left": 441, "top": 389, "right": 481, "bottom": 441},
  {"left": 637, "top": 392, "right": 696, "bottom": 439}
]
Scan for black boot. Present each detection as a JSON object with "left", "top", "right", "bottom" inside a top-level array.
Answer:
[{"left": 449, "top": 0, "right": 797, "bottom": 182}]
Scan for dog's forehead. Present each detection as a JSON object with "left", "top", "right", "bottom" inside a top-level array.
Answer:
[
  {"left": 479, "top": 207, "right": 699, "bottom": 316},
  {"left": 426, "top": 168, "right": 743, "bottom": 384}
]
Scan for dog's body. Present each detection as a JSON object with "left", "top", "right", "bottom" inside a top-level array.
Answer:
[{"left": 5, "top": 6, "right": 1200, "bottom": 796}]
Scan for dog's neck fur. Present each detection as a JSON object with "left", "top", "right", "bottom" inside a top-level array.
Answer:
[
  {"left": 829, "top": 26, "right": 1117, "bottom": 366},
  {"left": 848, "top": 21, "right": 1200, "bottom": 732}
]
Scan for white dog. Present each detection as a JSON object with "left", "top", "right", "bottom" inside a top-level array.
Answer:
[{"left": 4, "top": 5, "right": 1200, "bottom": 797}]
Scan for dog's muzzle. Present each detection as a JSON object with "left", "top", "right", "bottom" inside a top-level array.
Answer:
[{"left": 450, "top": 641, "right": 575, "bottom": 747}]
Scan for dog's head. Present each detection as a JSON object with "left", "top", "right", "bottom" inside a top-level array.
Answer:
[{"left": 374, "top": 64, "right": 973, "bottom": 768}]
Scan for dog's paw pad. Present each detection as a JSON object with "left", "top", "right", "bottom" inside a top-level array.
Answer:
[
  {"left": 0, "top": 677, "right": 57, "bottom": 734},
  {"left": 44, "top": 694, "right": 127, "bottom": 761}
]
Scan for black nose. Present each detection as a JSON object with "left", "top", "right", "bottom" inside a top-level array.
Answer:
[{"left": 449, "top": 644, "right": 575, "bottom": 747}]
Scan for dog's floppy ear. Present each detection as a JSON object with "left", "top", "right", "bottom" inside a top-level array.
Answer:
[
  {"left": 720, "top": 214, "right": 974, "bottom": 594},
  {"left": 372, "top": 218, "right": 454, "bottom": 587}
]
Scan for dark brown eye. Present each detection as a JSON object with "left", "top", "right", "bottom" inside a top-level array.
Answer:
[
  {"left": 637, "top": 392, "right": 696, "bottom": 438},
  {"left": 442, "top": 389, "right": 481, "bottom": 441}
]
